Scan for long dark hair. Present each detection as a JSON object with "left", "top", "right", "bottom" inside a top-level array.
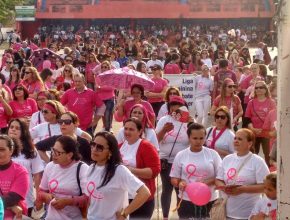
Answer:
[
  {"left": 8, "top": 119, "right": 36, "bottom": 159},
  {"left": 90, "top": 132, "right": 122, "bottom": 189}
]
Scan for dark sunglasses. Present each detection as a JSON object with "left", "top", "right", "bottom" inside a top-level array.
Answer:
[
  {"left": 227, "top": 85, "right": 236, "bottom": 89},
  {"left": 25, "top": 72, "right": 31, "bottom": 74},
  {"left": 215, "top": 115, "right": 227, "bottom": 120},
  {"left": 57, "top": 119, "right": 73, "bottom": 125},
  {"left": 64, "top": 69, "right": 71, "bottom": 72},
  {"left": 65, "top": 59, "right": 73, "bottom": 62},
  {"left": 6, "top": 61, "right": 13, "bottom": 64},
  {"left": 255, "top": 86, "right": 266, "bottom": 90},
  {"left": 41, "top": 109, "right": 50, "bottom": 114},
  {"left": 90, "top": 142, "right": 109, "bottom": 152},
  {"left": 15, "top": 87, "right": 24, "bottom": 91},
  {"left": 52, "top": 148, "right": 66, "bottom": 156}
]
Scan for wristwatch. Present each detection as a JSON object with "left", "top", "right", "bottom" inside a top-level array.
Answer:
[{"left": 120, "top": 208, "right": 128, "bottom": 219}]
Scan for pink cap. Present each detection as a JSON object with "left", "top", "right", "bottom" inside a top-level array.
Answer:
[{"left": 169, "top": 95, "right": 185, "bottom": 105}]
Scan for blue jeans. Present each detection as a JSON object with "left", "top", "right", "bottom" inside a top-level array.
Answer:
[{"left": 103, "top": 98, "right": 115, "bottom": 131}]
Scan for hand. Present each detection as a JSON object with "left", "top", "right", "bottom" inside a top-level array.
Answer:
[
  {"left": 225, "top": 185, "right": 244, "bottom": 196},
  {"left": 163, "top": 122, "right": 174, "bottom": 133},
  {"left": 34, "top": 199, "right": 43, "bottom": 211},
  {"left": 251, "top": 212, "right": 267, "bottom": 220},
  {"left": 115, "top": 210, "right": 127, "bottom": 220},
  {"left": 254, "top": 128, "right": 262, "bottom": 135},
  {"left": 51, "top": 197, "right": 70, "bottom": 210},
  {"left": 42, "top": 192, "right": 54, "bottom": 204},
  {"left": 178, "top": 180, "right": 187, "bottom": 192},
  {"left": 9, "top": 205, "right": 23, "bottom": 219},
  {"left": 118, "top": 98, "right": 125, "bottom": 107}
]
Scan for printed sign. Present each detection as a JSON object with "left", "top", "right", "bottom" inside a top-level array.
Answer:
[{"left": 15, "top": 6, "right": 35, "bottom": 21}]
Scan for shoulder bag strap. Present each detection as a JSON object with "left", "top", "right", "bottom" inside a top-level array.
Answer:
[
  {"left": 252, "top": 101, "right": 264, "bottom": 123},
  {"left": 233, "top": 153, "right": 252, "bottom": 183},
  {"left": 206, "top": 127, "right": 213, "bottom": 140},
  {"left": 168, "top": 123, "right": 183, "bottom": 159},
  {"left": 48, "top": 124, "right": 52, "bottom": 137},
  {"left": 76, "top": 162, "right": 84, "bottom": 196}
]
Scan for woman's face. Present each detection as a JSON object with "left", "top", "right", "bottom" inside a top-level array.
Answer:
[
  {"left": 168, "top": 89, "right": 179, "bottom": 98},
  {"left": 14, "top": 86, "right": 24, "bottom": 99},
  {"left": 24, "top": 68, "right": 32, "bottom": 80},
  {"left": 189, "top": 129, "right": 205, "bottom": 152},
  {"left": 214, "top": 111, "right": 228, "bottom": 129},
  {"left": 64, "top": 68, "right": 72, "bottom": 78},
  {"left": 264, "top": 179, "right": 276, "bottom": 200},
  {"left": 56, "top": 59, "right": 62, "bottom": 67},
  {"left": 141, "top": 64, "right": 147, "bottom": 73},
  {"left": 201, "top": 51, "right": 207, "bottom": 58},
  {"left": 254, "top": 82, "right": 267, "bottom": 97},
  {"left": 233, "top": 130, "right": 252, "bottom": 153},
  {"left": 196, "top": 53, "right": 201, "bottom": 60},
  {"left": 131, "top": 107, "right": 144, "bottom": 122},
  {"left": 250, "top": 64, "right": 260, "bottom": 75},
  {"left": 42, "top": 106, "right": 57, "bottom": 123},
  {"left": 124, "top": 121, "right": 142, "bottom": 143},
  {"left": 8, "top": 121, "right": 21, "bottom": 140},
  {"left": 0, "top": 139, "right": 13, "bottom": 165},
  {"left": 51, "top": 141, "right": 71, "bottom": 165},
  {"left": 225, "top": 83, "right": 236, "bottom": 95},
  {"left": 36, "top": 96, "right": 48, "bottom": 109},
  {"left": 131, "top": 87, "right": 142, "bottom": 100},
  {"left": 101, "top": 63, "right": 110, "bottom": 73},
  {"left": 90, "top": 136, "right": 111, "bottom": 164},
  {"left": 59, "top": 114, "right": 75, "bottom": 135},
  {"left": 11, "top": 69, "right": 18, "bottom": 77}
]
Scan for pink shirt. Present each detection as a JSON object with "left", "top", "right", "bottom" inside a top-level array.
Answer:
[
  {"left": 61, "top": 88, "right": 103, "bottom": 130},
  {"left": 114, "top": 99, "right": 155, "bottom": 122},
  {"left": 9, "top": 98, "right": 38, "bottom": 119},
  {"left": 0, "top": 162, "right": 29, "bottom": 219},
  {"left": 245, "top": 98, "right": 276, "bottom": 130},
  {"left": 22, "top": 80, "right": 44, "bottom": 95},
  {"left": 213, "top": 95, "right": 241, "bottom": 118},
  {"left": 164, "top": 63, "right": 181, "bottom": 74},
  {"left": 95, "top": 76, "right": 115, "bottom": 101},
  {"left": 0, "top": 103, "right": 10, "bottom": 128},
  {"left": 5, "top": 80, "right": 22, "bottom": 92},
  {"left": 85, "top": 62, "right": 97, "bottom": 83},
  {"left": 262, "top": 108, "right": 277, "bottom": 131},
  {"left": 148, "top": 77, "right": 168, "bottom": 103}
]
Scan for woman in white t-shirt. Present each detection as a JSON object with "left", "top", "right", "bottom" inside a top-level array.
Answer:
[
  {"left": 215, "top": 128, "right": 270, "bottom": 220},
  {"left": 35, "top": 136, "right": 89, "bottom": 220},
  {"left": 156, "top": 95, "right": 190, "bottom": 219},
  {"left": 117, "top": 104, "right": 159, "bottom": 150},
  {"left": 86, "top": 131, "right": 150, "bottom": 220},
  {"left": 205, "top": 106, "right": 235, "bottom": 158},
  {"left": 201, "top": 49, "right": 213, "bottom": 69},
  {"left": 170, "top": 123, "right": 222, "bottom": 219},
  {"left": 9, "top": 119, "right": 44, "bottom": 217}
]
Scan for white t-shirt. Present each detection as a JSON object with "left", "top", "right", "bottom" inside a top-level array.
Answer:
[
  {"left": 255, "top": 48, "right": 264, "bottom": 60},
  {"left": 216, "top": 153, "right": 270, "bottom": 219},
  {"left": 205, "top": 127, "right": 235, "bottom": 157},
  {"left": 1, "top": 67, "right": 10, "bottom": 81},
  {"left": 86, "top": 165, "right": 144, "bottom": 220},
  {"left": 117, "top": 127, "right": 159, "bottom": 151},
  {"left": 194, "top": 75, "right": 214, "bottom": 98},
  {"left": 12, "top": 152, "right": 44, "bottom": 208},
  {"left": 156, "top": 115, "right": 189, "bottom": 163},
  {"left": 30, "top": 122, "right": 83, "bottom": 143},
  {"left": 40, "top": 161, "right": 89, "bottom": 220},
  {"left": 201, "top": 58, "right": 213, "bottom": 69},
  {"left": 170, "top": 147, "right": 222, "bottom": 201},
  {"left": 119, "top": 139, "right": 142, "bottom": 168},
  {"left": 29, "top": 111, "right": 45, "bottom": 129},
  {"left": 157, "top": 103, "right": 168, "bottom": 121},
  {"left": 249, "top": 196, "right": 277, "bottom": 219}
]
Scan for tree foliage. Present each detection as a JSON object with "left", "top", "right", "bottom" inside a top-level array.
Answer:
[{"left": 0, "top": 0, "right": 35, "bottom": 25}]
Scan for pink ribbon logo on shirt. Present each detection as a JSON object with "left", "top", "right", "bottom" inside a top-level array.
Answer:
[
  {"left": 49, "top": 179, "right": 58, "bottom": 193},
  {"left": 227, "top": 168, "right": 237, "bottom": 181},
  {"left": 87, "top": 181, "right": 104, "bottom": 200},
  {"left": 186, "top": 164, "right": 207, "bottom": 180}
]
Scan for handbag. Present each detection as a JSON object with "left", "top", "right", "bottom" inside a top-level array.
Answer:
[{"left": 210, "top": 153, "right": 252, "bottom": 220}]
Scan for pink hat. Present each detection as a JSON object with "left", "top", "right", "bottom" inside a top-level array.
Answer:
[
  {"left": 169, "top": 95, "right": 185, "bottom": 105},
  {"left": 224, "top": 78, "right": 235, "bottom": 85}
]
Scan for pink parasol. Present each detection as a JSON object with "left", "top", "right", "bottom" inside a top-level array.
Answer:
[{"left": 98, "top": 67, "right": 155, "bottom": 90}]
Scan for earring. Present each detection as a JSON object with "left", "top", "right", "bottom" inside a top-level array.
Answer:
[{"left": 108, "top": 154, "right": 112, "bottom": 160}]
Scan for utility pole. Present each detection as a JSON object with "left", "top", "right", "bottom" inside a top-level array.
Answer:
[{"left": 277, "top": 0, "right": 290, "bottom": 218}]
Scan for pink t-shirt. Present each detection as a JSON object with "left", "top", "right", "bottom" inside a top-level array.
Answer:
[
  {"left": 213, "top": 95, "right": 241, "bottom": 118},
  {"left": 85, "top": 62, "right": 97, "bottom": 83},
  {"left": 262, "top": 108, "right": 277, "bottom": 131},
  {"left": 148, "top": 77, "right": 168, "bottom": 103},
  {"left": 0, "top": 103, "right": 10, "bottom": 128},
  {"left": 61, "top": 88, "right": 103, "bottom": 130},
  {"left": 245, "top": 98, "right": 276, "bottom": 130},
  {"left": 164, "top": 63, "right": 181, "bottom": 74},
  {"left": 5, "top": 80, "right": 22, "bottom": 92},
  {"left": 9, "top": 98, "right": 38, "bottom": 119},
  {"left": 114, "top": 99, "right": 155, "bottom": 122},
  {"left": 0, "top": 162, "right": 29, "bottom": 220},
  {"left": 95, "top": 74, "right": 115, "bottom": 101},
  {"left": 22, "top": 80, "right": 44, "bottom": 95}
]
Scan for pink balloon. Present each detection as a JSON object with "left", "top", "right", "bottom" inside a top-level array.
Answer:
[{"left": 185, "top": 182, "right": 211, "bottom": 206}]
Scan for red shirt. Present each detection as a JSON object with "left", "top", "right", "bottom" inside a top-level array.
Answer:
[
  {"left": 164, "top": 63, "right": 181, "bottom": 74},
  {"left": 61, "top": 88, "right": 103, "bottom": 130}
]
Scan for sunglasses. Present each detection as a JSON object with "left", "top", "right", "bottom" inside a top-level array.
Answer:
[
  {"left": 90, "top": 142, "right": 109, "bottom": 152},
  {"left": 41, "top": 109, "right": 50, "bottom": 114},
  {"left": 52, "top": 148, "right": 66, "bottom": 156},
  {"left": 255, "top": 86, "right": 266, "bottom": 90},
  {"left": 215, "top": 115, "right": 227, "bottom": 120},
  {"left": 202, "top": 68, "right": 209, "bottom": 71},
  {"left": 65, "top": 59, "right": 73, "bottom": 62},
  {"left": 58, "top": 119, "right": 73, "bottom": 125},
  {"left": 227, "top": 85, "right": 236, "bottom": 89},
  {"left": 101, "top": 66, "right": 109, "bottom": 69},
  {"left": 15, "top": 87, "right": 24, "bottom": 91},
  {"left": 25, "top": 72, "right": 31, "bottom": 74},
  {"left": 64, "top": 69, "right": 71, "bottom": 72},
  {"left": 6, "top": 61, "right": 13, "bottom": 64}
]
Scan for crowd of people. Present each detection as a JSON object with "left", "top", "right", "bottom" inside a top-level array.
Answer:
[{"left": 0, "top": 22, "right": 278, "bottom": 220}]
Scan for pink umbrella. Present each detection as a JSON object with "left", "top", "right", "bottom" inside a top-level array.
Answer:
[{"left": 98, "top": 67, "right": 155, "bottom": 90}]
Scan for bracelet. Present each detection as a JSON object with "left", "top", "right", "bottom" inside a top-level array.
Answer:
[{"left": 120, "top": 208, "right": 128, "bottom": 218}]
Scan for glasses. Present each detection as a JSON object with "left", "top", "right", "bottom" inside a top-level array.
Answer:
[
  {"left": 65, "top": 59, "right": 73, "bottom": 62},
  {"left": 227, "top": 85, "right": 236, "bottom": 89},
  {"left": 25, "top": 72, "right": 31, "bottom": 74},
  {"left": 41, "top": 109, "right": 50, "bottom": 114},
  {"left": 15, "top": 87, "right": 24, "bottom": 91},
  {"left": 57, "top": 119, "right": 73, "bottom": 125},
  {"left": 215, "top": 115, "right": 227, "bottom": 120},
  {"left": 6, "top": 61, "right": 13, "bottom": 64},
  {"left": 52, "top": 148, "right": 66, "bottom": 156},
  {"left": 202, "top": 68, "right": 209, "bottom": 71},
  {"left": 64, "top": 69, "right": 71, "bottom": 72},
  {"left": 255, "top": 86, "right": 266, "bottom": 90},
  {"left": 90, "top": 142, "right": 109, "bottom": 152}
]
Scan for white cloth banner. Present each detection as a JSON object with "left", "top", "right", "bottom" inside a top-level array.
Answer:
[{"left": 163, "top": 74, "right": 196, "bottom": 116}]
